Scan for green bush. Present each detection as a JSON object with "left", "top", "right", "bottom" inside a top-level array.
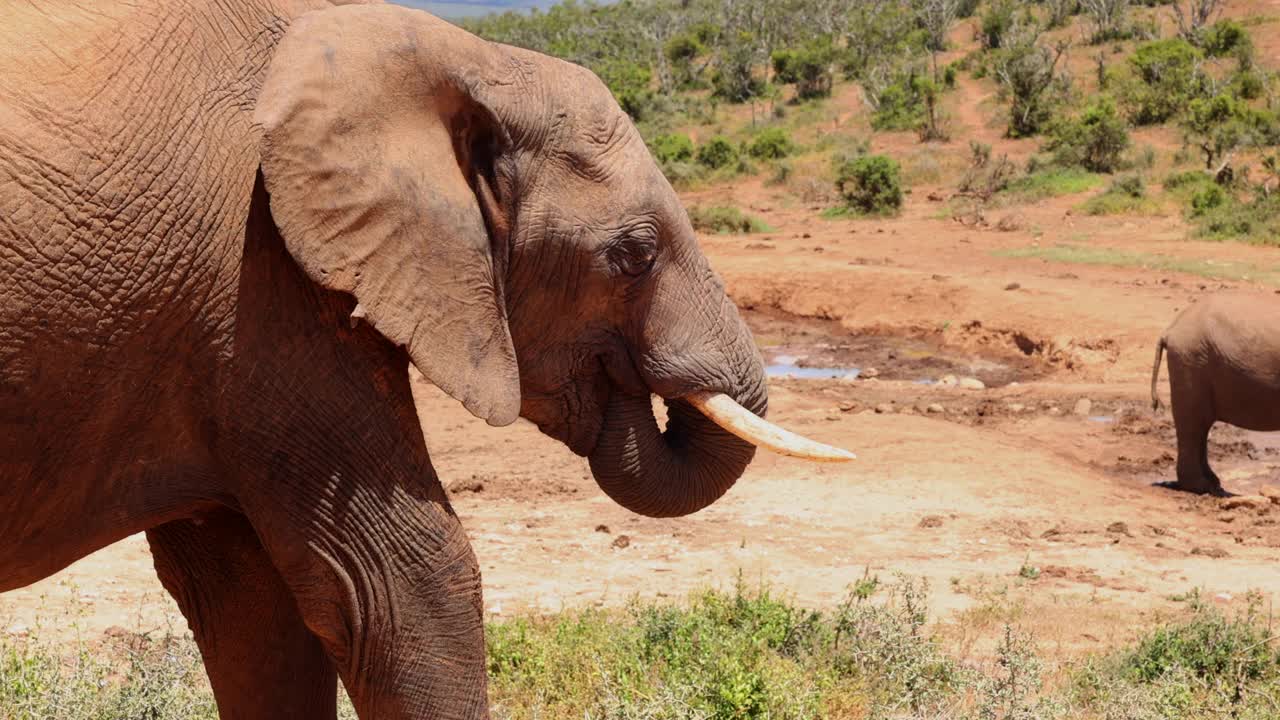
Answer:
[
  {"left": 980, "top": 0, "right": 1016, "bottom": 49},
  {"left": 1045, "top": 97, "right": 1131, "bottom": 173},
  {"left": 650, "top": 133, "right": 694, "bottom": 164},
  {"left": 836, "top": 154, "right": 904, "bottom": 215},
  {"left": 1199, "top": 19, "right": 1250, "bottom": 58},
  {"left": 1182, "top": 93, "right": 1280, "bottom": 170},
  {"left": 771, "top": 37, "right": 835, "bottom": 99},
  {"left": 1190, "top": 185, "right": 1228, "bottom": 215},
  {"left": 1081, "top": 175, "right": 1160, "bottom": 215},
  {"left": 747, "top": 127, "right": 795, "bottom": 160},
  {"left": 687, "top": 205, "right": 771, "bottom": 234},
  {"left": 1126, "top": 597, "right": 1280, "bottom": 682},
  {"left": 1122, "top": 38, "right": 1205, "bottom": 125},
  {"left": 697, "top": 136, "right": 739, "bottom": 169}
]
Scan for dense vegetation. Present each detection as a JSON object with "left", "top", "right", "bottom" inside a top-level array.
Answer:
[
  {"left": 5, "top": 580, "right": 1279, "bottom": 719},
  {"left": 462, "top": 0, "right": 1280, "bottom": 241}
]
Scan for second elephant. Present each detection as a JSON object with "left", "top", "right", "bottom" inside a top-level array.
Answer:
[{"left": 1151, "top": 291, "right": 1280, "bottom": 494}]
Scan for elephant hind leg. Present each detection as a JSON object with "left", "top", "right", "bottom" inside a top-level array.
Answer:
[
  {"left": 147, "top": 511, "right": 337, "bottom": 720},
  {"left": 1168, "top": 362, "right": 1223, "bottom": 495}
]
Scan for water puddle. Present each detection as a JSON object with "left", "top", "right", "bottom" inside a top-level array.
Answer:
[
  {"left": 747, "top": 309, "right": 1039, "bottom": 387},
  {"left": 766, "top": 364, "right": 859, "bottom": 380},
  {"left": 1088, "top": 415, "right": 1116, "bottom": 424}
]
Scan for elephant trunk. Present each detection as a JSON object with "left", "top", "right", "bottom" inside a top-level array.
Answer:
[
  {"left": 586, "top": 283, "right": 769, "bottom": 518},
  {"left": 587, "top": 377, "right": 767, "bottom": 519}
]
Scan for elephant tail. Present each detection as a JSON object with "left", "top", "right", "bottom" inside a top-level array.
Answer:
[{"left": 1151, "top": 335, "right": 1166, "bottom": 411}]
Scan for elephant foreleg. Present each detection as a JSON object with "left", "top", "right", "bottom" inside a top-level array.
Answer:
[
  {"left": 147, "top": 511, "right": 338, "bottom": 720},
  {"left": 236, "top": 470, "right": 490, "bottom": 720}
]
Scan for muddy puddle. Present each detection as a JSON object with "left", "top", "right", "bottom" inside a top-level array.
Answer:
[{"left": 745, "top": 308, "right": 1038, "bottom": 387}]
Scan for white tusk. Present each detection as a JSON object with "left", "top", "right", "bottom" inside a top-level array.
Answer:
[
  {"left": 349, "top": 303, "right": 368, "bottom": 329},
  {"left": 685, "top": 391, "right": 856, "bottom": 463}
]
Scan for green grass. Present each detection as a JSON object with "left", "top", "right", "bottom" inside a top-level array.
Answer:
[
  {"left": 7, "top": 580, "right": 1280, "bottom": 719},
  {"left": 686, "top": 205, "right": 773, "bottom": 234},
  {"left": 1079, "top": 190, "right": 1164, "bottom": 216},
  {"left": 1002, "top": 168, "right": 1104, "bottom": 202},
  {"left": 994, "top": 244, "right": 1280, "bottom": 284}
]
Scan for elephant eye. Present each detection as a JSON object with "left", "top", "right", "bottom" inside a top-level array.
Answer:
[{"left": 611, "top": 236, "right": 658, "bottom": 277}]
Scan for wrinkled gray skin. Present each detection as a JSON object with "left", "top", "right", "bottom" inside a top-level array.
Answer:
[
  {"left": 1151, "top": 291, "right": 1280, "bottom": 495},
  {"left": 0, "top": 2, "right": 766, "bottom": 718}
]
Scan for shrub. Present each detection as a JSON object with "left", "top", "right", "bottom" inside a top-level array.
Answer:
[
  {"left": 1199, "top": 19, "right": 1250, "bottom": 58},
  {"left": 771, "top": 37, "right": 836, "bottom": 99},
  {"left": 747, "top": 127, "right": 794, "bottom": 160},
  {"left": 1081, "top": 175, "right": 1160, "bottom": 215},
  {"left": 870, "top": 72, "right": 927, "bottom": 131},
  {"left": 980, "top": 0, "right": 1017, "bottom": 49},
  {"left": 1045, "top": 97, "right": 1131, "bottom": 173},
  {"left": 1182, "top": 93, "right": 1280, "bottom": 170},
  {"left": 696, "top": 136, "right": 739, "bottom": 169},
  {"left": 836, "top": 154, "right": 904, "bottom": 215},
  {"left": 1126, "top": 597, "right": 1280, "bottom": 682},
  {"left": 686, "top": 206, "right": 771, "bottom": 234},
  {"left": 1122, "top": 38, "right": 1205, "bottom": 125},
  {"left": 650, "top": 133, "right": 694, "bottom": 164},
  {"left": 1190, "top": 184, "right": 1227, "bottom": 215}
]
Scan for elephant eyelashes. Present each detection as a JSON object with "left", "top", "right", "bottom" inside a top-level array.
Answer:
[{"left": 610, "top": 236, "right": 658, "bottom": 277}]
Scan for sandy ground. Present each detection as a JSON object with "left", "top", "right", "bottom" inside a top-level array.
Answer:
[
  {"left": 7, "top": 175, "right": 1280, "bottom": 656},
  {"left": 7, "top": 2, "right": 1280, "bottom": 657}
]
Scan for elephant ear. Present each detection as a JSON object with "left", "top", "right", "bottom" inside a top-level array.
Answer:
[{"left": 255, "top": 4, "right": 521, "bottom": 426}]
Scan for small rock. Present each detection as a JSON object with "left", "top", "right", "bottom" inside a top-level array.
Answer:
[
  {"left": 1214, "top": 592, "right": 1234, "bottom": 604},
  {"left": 5, "top": 623, "right": 28, "bottom": 636},
  {"left": 938, "top": 374, "right": 958, "bottom": 387},
  {"left": 1048, "top": 406, "right": 1063, "bottom": 416},
  {"left": 861, "top": 367, "right": 879, "bottom": 379},
  {"left": 1191, "top": 546, "right": 1229, "bottom": 559},
  {"left": 1004, "top": 282, "right": 1021, "bottom": 291},
  {"left": 1007, "top": 403, "right": 1027, "bottom": 413},
  {"left": 1260, "top": 486, "right": 1280, "bottom": 504},
  {"left": 594, "top": 524, "right": 611, "bottom": 534},
  {"left": 1106, "top": 521, "right": 1132, "bottom": 537},
  {"left": 611, "top": 535, "right": 632, "bottom": 549},
  {"left": 1073, "top": 398, "right": 1093, "bottom": 416},
  {"left": 958, "top": 377, "right": 985, "bottom": 390},
  {"left": 918, "top": 515, "right": 944, "bottom": 528},
  {"left": 875, "top": 403, "right": 894, "bottom": 414},
  {"left": 926, "top": 403, "right": 944, "bottom": 414},
  {"left": 1222, "top": 495, "right": 1270, "bottom": 512},
  {"left": 448, "top": 476, "right": 485, "bottom": 494},
  {"left": 838, "top": 401, "right": 857, "bottom": 412},
  {"left": 802, "top": 232, "right": 811, "bottom": 239},
  {"left": 840, "top": 373, "right": 860, "bottom": 384},
  {"left": 995, "top": 213, "right": 1024, "bottom": 232}
]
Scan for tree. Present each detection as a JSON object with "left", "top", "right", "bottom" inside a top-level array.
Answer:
[
  {"left": 1170, "top": 0, "right": 1226, "bottom": 42},
  {"left": 916, "top": 0, "right": 960, "bottom": 52},
  {"left": 771, "top": 37, "right": 836, "bottom": 99},
  {"left": 994, "top": 20, "right": 1071, "bottom": 137},
  {"left": 1182, "top": 93, "right": 1263, "bottom": 173},
  {"left": 1080, "top": 0, "right": 1131, "bottom": 43}
]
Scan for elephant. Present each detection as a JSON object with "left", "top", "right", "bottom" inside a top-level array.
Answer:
[
  {"left": 1151, "top": 291, "right": 1280, "bottom": 495},
  {"left": 0, "top": 2, "right": 847, "bottom": 718}
]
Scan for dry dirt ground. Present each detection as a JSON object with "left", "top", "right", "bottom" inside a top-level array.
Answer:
[
  {"left": 8, "top": 7, "right": 1280, "bottom": 660},
  {"left": 8, "top": 179, "right": 1280, "bottom": 657}
]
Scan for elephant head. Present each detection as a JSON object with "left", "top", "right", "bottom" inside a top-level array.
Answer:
[{"left": 255, "top": 4, "right": 844, "bottom": 518}]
